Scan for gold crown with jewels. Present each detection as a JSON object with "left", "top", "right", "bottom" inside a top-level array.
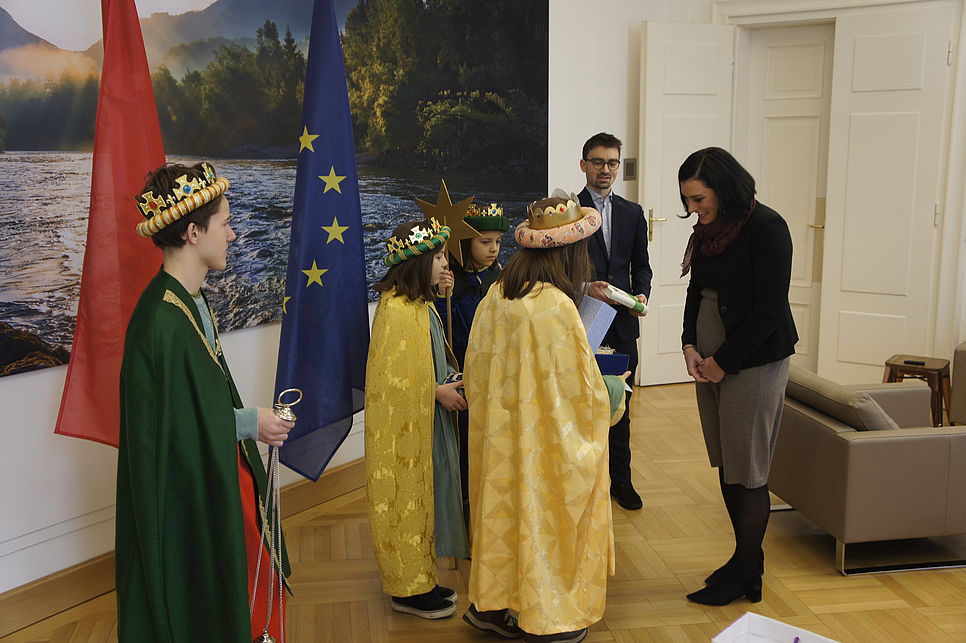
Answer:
[
  {"left": 526, "top": 193, "right": 584, "bottom": 230},
  {"left": 135, "top": 162, "right": 230, "bottom": 238},
  {"left": 464, "top": 202, "right": 509, "bottom": 233}
]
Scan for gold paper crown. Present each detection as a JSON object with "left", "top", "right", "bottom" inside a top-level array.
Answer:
[
  {"left": 464, "top": 202, "right": 509, "bottom": 233},
  {"left": 384, "top": 217, "right": 451, "bottom": 266},
  {"left": 135, "top": 162, "right": 230, "bottom": 237},
  {"left": 526, "top": 193, "right": 584, "bottom": 230},
  {"left": 467, "top": 203, "right": 503, "bottom": 217}
]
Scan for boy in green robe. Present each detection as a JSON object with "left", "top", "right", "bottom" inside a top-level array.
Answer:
[{"left": 116, "top": 162, "right": 293, "bottom": 642}]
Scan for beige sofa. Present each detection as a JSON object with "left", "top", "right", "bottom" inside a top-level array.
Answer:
[
  {"left": 768, "top": 364, "right": 966, "bottom": 574},
  {"left": 951, "top": 340, "right": 966, "bottom": 425}
]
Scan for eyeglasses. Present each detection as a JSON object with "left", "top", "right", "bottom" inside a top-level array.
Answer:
[{"left": 585, "top": 158, "right": 621, "bottom": 171}]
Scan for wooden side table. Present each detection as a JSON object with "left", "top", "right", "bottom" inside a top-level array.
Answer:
[{"left": 883, "top": 354, "right": 952, "bottom": 426}]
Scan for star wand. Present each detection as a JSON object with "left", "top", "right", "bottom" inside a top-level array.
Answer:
[{"left": 416, "top": 179, "right": 480, "bottom": 345}]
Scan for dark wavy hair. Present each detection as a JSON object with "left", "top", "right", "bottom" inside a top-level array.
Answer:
[
  {"left": 497, "top": 238, "right": 592, "bottom": 306},
  {"left": 373, "top": 220, "right": 444, "bottom": 302},
  {"left": 677, "top": 147, "right": 756, "bottom": 222},
  {"left": 582, "top": 132, "right": 622, "bottom": 160},
  {"left": 140, "top": 162, "right": 225, "bottom": 249}
]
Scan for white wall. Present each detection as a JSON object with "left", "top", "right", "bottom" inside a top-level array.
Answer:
[
  {"left": 549, "top": 0, "right": 966, "bottom": 356},
  {"left": 548, "top": 0, "right": 714, "bottom": 196},
  {"left": 1, "top": 307, "right": 372, "bottom": 595}
]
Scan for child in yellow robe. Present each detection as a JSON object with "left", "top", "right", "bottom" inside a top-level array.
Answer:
[
  {"left": 365, "top": 217, "right": 469, "bottom": 620},
  {"left": 463, "top": 194, "right": 628, "bottom": 643}
]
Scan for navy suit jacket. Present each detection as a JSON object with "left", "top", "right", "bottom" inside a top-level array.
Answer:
[{"left": 578, "top": 187, "right": 653, "bottom": 343}]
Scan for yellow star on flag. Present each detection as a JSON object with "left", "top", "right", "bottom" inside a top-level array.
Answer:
[
  {"left": 298, "top": 126, "right": 319, "bottom": 153},
  {"left": 319, "top": 166, "right": 346, "bottom": 193},
  {"left": 322, "top": 216, "right": 350, "bottom": 244},
  {"left": 301, "top": 261, "right": 329, "bottom": 287},
  {"left": 416, "top": 179, "right": 480, "bottom": 267},
  {"left": 282, "top": 296, "right": 292, "bottom": 314}
]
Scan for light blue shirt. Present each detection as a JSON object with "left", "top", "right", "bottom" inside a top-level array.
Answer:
[
  {"left": 586, "top": 185, "right": 612, "bottom": 256},
  {"left": 191, "top": 294, "right": 258, "bottom": 442}
]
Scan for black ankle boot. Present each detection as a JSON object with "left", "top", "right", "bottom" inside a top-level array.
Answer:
[
  {"left": 610, "top": 482, "right": 643, "bottom": 510},
  {"left": 687, "top": 575, "right": 762, "bottom": 606},
  {"left": 704, "top": 548, "right": 764, "bottom": 585},
  {"left": 704, "top": 557, "right": 736, "bottom": 586}
]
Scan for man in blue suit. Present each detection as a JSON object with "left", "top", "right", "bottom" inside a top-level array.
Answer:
[{"left": 578, "top": 132, "right": 652, "bottom": 510}]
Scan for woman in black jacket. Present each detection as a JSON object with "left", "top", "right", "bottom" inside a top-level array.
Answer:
[{"left": 678, "top": 147, "right": 798, "bottom": 606}]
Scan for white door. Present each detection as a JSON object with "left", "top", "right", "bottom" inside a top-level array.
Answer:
[
  {"left": 637, "top": 21, "right": 735, "bottom": 386},
  {"left": 742, "top": 24, "right": 835, "bottom": 373},
  {"left": 818, "top": 3, "right": 954, "bottom": 382}
]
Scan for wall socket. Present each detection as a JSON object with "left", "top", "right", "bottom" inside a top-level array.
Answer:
[{"left": 623, "top": 157, "right": 637, "bottom": 181}]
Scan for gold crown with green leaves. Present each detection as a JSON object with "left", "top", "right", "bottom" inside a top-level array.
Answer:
[
  {"left": 384, "top": 217, "right": 451, "bottom": 266},
  {"left": 135, "top": 163, "right": 230, "bottom": 237},
  {"left": 465, "top": 202, "right": 509, "bottom": 232}
]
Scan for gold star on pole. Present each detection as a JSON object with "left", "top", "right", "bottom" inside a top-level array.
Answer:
[
  {"left": 282, "top": 296, "right": 292, "bottom": 313},
  {"left": 301, "top": 261, "right": 328, "bottom": 287},
  {"left": 319, "top": 166, "right": 346, "bottom": 193},
  {"left": 321, "top": 216, "right": 349, "bottom": 244},
  {"left": 416, "top": 179, "right": 480, "bottom": 266},
  {"left": 298, "top": 126, "right": 319, "bottom": 153}
]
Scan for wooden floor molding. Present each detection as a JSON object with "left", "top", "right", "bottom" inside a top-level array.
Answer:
[
  {"left": 7, "top": 385, "right": 966, "bottom": 642},
  {"left": 0, "top": 457, "right": 365, "bottom": 638},
  {"left": 0, "top": 554, "right": 115, "bottom": 641}
]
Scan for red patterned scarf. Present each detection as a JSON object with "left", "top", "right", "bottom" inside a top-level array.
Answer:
[{"left": 680, "top": 200, "right": 756, "bottom": 277}]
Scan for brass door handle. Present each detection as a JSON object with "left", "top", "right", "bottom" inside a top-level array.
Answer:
[
  {"left": 647, "top": 208, "right": 666, "bottom": 242},
  {"left": 808, "top": 224, "right": 825, "bottom": 230}
]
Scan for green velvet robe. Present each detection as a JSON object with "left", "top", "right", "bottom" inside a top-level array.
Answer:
[{"left": 115, "top": 269, "right": 289, "bottom": 642}]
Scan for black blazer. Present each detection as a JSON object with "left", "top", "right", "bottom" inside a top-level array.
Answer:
[
  {"left": 578, "top": 188, "right": 653, "bottom": 343},
  {"left": 681, "top": 202, "right": 798, "bottom": 374}
]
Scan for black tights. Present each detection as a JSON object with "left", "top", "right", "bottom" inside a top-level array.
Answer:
[{"left": 719, "top": 468, "right": 769, "bottom": 580}]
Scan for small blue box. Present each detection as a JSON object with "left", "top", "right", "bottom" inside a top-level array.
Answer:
[{"left": 595, "top": 352, "right": 629, "bottom": 376}]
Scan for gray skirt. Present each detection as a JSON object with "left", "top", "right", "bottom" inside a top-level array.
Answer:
[{"left": 694, "top": 289, "right": 789, "bottom": 488}]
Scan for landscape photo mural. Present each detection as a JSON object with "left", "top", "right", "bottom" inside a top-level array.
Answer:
[{"left": 0, "top": 0, "right": 548, "bottom": 377}]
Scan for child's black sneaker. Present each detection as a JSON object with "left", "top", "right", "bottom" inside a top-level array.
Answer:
[
  {"left": 433, "top": 584, "right": 457, "bottom": 603},
  {"left": 462, "top": 603, "right": 524, "bottom": 639},
  {"left": 523, "top": 628, "right": 588, "bottom": 643},
  {"left": 390, "top": 590, "right": 456, "bottom": 619}
]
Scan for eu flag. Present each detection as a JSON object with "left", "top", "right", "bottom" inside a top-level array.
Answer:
[{"left": 275, "top": 0, "right": 368, "bottom": 481}]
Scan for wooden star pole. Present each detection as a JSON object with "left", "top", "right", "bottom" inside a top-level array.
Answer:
[
  {"left": 416, "top": 179, "right": 480, "bottom": 345},
  {"left": 416, "top": 179, "right": 479, "bottom": 266}
]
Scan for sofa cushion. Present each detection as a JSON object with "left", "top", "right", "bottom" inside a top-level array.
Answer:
[{"left": 785, "top": 365, "right": 899, "bottom": 431}]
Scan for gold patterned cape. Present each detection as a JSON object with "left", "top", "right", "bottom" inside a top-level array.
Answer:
[
  {"left": 365, "top": 290, "right": 439, "bottom": 596},
  {"left": 465, "top": 283, "right": 621, "bottom": 635}
]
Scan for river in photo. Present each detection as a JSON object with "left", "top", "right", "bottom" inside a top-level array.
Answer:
[{"left": 0, "top": 151, "right": 544, "bottom": 361}]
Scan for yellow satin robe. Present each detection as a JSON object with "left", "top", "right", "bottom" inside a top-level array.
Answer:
[
  {"left": 365, "top": 291, "right": 438, "bottom": 597},
  {"left": 465, "top": 283, "right": 622, "bottom": 635}
]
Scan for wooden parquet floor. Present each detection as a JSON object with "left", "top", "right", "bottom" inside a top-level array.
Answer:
[{"left": 7, "top": 383, "right": 966, "bottom": 642}]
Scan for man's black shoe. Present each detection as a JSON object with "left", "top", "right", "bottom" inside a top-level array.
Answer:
[{"left": 610, "top": 483, "right": 643, "bottom": 510}]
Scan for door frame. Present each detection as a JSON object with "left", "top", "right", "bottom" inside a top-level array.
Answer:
[
  {"left": 636, "top": 21, "right": 736, "bottom": 386},
  {"left": 713, "top": 0, "right": 966, "bottom": 358},
  {"left": 740, "top": 22, "right": 835, "bottom": 373}
]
